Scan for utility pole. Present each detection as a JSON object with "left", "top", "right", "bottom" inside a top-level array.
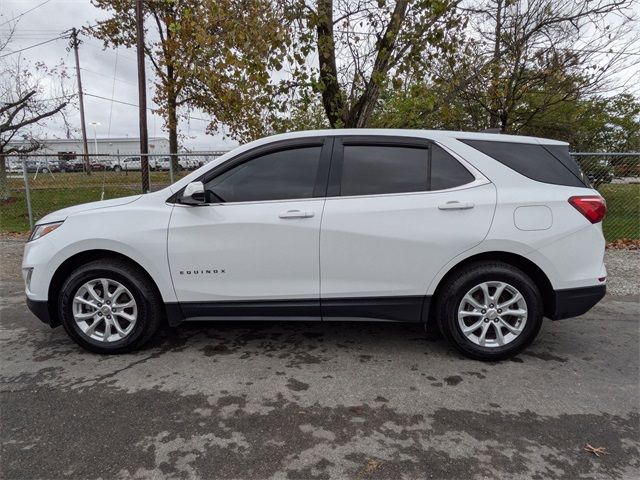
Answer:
[
  {"left": 70, "top": 28, "right": 91, "bottom": 175},
  {"left": 135, "top": 0, "right": 150, "bottom": 192}
]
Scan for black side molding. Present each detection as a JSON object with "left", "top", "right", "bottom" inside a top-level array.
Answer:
[
  {"left": 166, "top": 295, "right": 430, "bottom": 324},
  {"left": 177, "top": 299, "right": 321, "bottom": 322},
  {"left": 548, "top": 285, "right": 606, "bottom": 320},
  {"left": 321, "top": 296, "right": 425, "bottom": 322}
]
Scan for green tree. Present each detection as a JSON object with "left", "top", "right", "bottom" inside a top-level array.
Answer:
[
  {"left": 90, "top": 0, "right": 288, "bottom": 150},
  {"left": 281, "top": 0, "right": 464, "bottom": 129}
]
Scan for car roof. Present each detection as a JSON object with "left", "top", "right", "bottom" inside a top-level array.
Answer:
[{"left": 257, "top": 129, "right": 568, "bottom": 146}]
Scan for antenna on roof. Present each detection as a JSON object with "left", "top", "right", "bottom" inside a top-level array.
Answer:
[{"left": 479, "top": 128, "right": 503, "bottom": 134}]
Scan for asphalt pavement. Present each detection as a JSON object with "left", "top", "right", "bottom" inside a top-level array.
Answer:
[{"left": 0, "top": 239, "right": 638, "bottom": 479}]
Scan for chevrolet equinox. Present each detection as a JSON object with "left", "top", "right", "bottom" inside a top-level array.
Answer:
[{"left": 23, "top": 130, "right": 607, "bottom": 360}]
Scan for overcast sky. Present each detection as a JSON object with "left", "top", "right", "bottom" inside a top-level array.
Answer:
[{"left": 1, "top": 0, "right": 237, "bottom": 151}]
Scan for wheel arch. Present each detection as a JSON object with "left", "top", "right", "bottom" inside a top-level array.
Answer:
[
  {"left": 47, "top": 249, "right": 165, "bottom": 327},
  {"left": 427, "top": 251, "right": 556, "bottom": 325}
]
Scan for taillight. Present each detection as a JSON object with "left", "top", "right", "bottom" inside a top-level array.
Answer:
[{"left": 568, "top": 196, "right": 606, "bottom": 223}]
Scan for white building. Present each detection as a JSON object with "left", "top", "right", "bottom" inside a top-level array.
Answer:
[{"left": 8, "top": 137, "right": 170, "bottom": 156}]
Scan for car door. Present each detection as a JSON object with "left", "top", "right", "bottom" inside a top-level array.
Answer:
[
  {"left": 168, "top": 137, "right": 333, "bottom": 320},
  {"left": 319, "top": 136, "right": 497, "bottom": 322}
]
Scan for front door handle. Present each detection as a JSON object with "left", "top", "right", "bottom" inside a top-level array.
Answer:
[
  {"left": 438, "top": 201, "right": 475, "bottom": 210},
  {"left": 279, "top": 210, "right": 315, "bottom": 219}
]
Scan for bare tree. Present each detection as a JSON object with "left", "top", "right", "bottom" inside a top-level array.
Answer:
[
  {"left": 448, "top": 0, "right": 637, "bottom": 132},
  {"left": 0, "top": 31, "right": 72, "bottom": 200}
]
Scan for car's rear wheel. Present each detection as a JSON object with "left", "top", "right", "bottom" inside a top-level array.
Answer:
[
  {"left": 436, "top": 262, "right": 543, "bottom": 361},
  {"left": 58, "top": 259, "right": 162, "bottom": 354}
]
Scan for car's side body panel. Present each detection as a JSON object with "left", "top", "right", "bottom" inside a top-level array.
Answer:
[
  {"left": 442, "top": 137, "right": 606, "bottom": 292},
  {"left": 319, "top": 182, "right": 497, "bottom": 299},
  {"left": 23, "top": 192, "right": 177, "bottom": 303},
  {"left": 167, "top": 198, "right": 325, "bottom": 302},
  {"left": 22, "top": 129, "right": 607, "bottom": 333}
]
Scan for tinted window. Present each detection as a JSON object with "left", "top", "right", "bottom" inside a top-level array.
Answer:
[
  {"left": 431, "top": 145, "right": 475, "bottom": 190},
  {"left": 205, "top": 147, "right": 321, "bottom": 202},
  {"left": 544, "top": 145, "right": 590, "bottom": 187},
  {"left": 340, "top": 146, "right": 428, "bottom": 196},
  {"left": 460, "top": 139, "right": 587, "bottom": 187}
]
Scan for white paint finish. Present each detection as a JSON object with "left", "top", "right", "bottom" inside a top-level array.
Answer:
[
  {"left": 514, "top": 205, "right": 553, "bottom": 231},
  {"left": 23, "top": 191, "right": 176, "bottom": 302},
  {"left": 524, "top": 224, "right": 607, "bottom": 290},
  {"left": 23, "top": 129, "right": 606, "bottom": 315},
  {"left": 320, "top": 183, "right": 497, "bottom": 298},
  {"left": 167, "top": 200, "right": 324, "bottom": 302}
]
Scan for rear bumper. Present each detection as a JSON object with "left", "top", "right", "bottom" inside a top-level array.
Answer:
[
  {"left": 548, "top": 285, "right": 606, "bottom": 320},
  {"left": 26, "top": 298, "right": 57, "bottom": 327}
]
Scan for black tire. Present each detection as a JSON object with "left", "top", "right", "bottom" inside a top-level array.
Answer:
[
  {"left": 113, "top": 165, "right": 122, "bottom": 172},
  {"left": 58, "top": 259, "right": 162, "bottom": 354},
  {"left": 436, "top": 261, "right": 543, "bottom": 361}
]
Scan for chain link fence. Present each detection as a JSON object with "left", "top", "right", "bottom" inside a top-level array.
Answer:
[
  {"left": 0, "top": 153, "right": 225, "bottom": 233},
  {"left": 1, "top": 151, "right": 638, "bottom": 242},
  {"left": 573, "top": 153, "right": 639, "bottom": 242}
]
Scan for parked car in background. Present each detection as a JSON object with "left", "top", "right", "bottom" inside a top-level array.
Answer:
[
  {"left": 89, "top": 161, "right": 108, "bottom": 171},
  {"left": 180, "top": 157, "right": 199, "bottom": 170},
  {"left": 59, "top": 159, "right": 85, "bottom": 172},
  {"left": 58, "top": 159, "right": 107, "bottom": 172},
  {"left": 23, "top": 130, "right": 607, "bottom": 360},
  {"left": 577, "top": 157, "right": 614, "bottom": 187},
  {"left": 112, "top": 156, "right": 142, "bottom": 172},
  {"left": 150, "top": 157, "right": 171, "bottom": 171},
  {"left": 4, "top": 158, "right": 22, "bottom": 174},
  {"left": 24, "top": 159, "right": 61, "bottom": 173},
  {"left": 149, "top": 156, "right": 198, "bottom": 172}
]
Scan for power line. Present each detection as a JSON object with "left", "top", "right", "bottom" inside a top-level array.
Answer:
[
  {"left": 80, "top": 67, "right": 138, "bottom": 86},
  {"left": 84, "top": 92, "right": 212, "bottom": 123},
  {"left": 0, "top": 34, "right": 67, "bottom": 58},
  {"left": 0, "top": 0, "right": 54, "bottom": 27}
]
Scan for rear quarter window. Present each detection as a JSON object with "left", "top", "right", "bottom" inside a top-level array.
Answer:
[{"left": 459, "top": 139, "right": 588, "bottom": 188}]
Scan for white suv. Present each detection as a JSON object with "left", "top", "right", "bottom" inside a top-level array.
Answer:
[{"left": 23, "top": 130, "right": 607, "bottom": 360}]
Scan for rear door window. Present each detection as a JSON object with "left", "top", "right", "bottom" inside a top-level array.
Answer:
[
  {"left": 340, "top": 145, "right": 428, "bottom": 196},
  {"left": 431, "top": 145, "right": 476, "bottom": 190},
  {"left": 460, "top": 139, "right": 588, "bottom": 187},
  {"left": 337, "top": 142, "right": 475, "bottom": 197}
]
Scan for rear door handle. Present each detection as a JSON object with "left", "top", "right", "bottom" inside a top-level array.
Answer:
[
  {"left": 438, "top": 201, "right": 475, "bottom": 210},
  {"left": 279, "top": 210, "right": 315, "bottom": 219}
]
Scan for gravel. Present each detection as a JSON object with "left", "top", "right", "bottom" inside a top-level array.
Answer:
[
  {"left": 604, "top": 249, "right": 640, "bottom": 297},
  {"left": 1, "top": 235, "right": 638, "bottom": 296}
]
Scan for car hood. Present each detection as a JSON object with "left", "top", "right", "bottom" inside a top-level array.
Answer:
[{"left": 36, "top": 195, "right": 143, "bottom": 224}]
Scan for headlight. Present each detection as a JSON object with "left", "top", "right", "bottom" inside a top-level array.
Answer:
[{"left": 28, "top": 221, "right": 64, "bottom": 242}]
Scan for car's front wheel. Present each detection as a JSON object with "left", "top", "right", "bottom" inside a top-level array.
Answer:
[
  {"left": 436, "top": 261, "right": 543, "bottom": 361},
  {"left": 58, "top": 259, "right": 162, "bottom": 353}
]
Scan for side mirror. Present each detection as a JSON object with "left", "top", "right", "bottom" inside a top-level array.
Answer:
[{"left": 179, "top": 181, "right": 206, "bottom": 205}]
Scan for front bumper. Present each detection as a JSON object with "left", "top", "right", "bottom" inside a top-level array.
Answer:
[
  {"left": 26, "top": 298, "right": 58, "bottom": 327},
  {"left": 548, "top": 284, "right": 606, "bottom": 320}
]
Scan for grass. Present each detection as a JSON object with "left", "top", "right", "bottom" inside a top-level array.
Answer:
[
  {"left": 5, "top": 170, "right": 187, "bottom": 190},
  {"left": 1, "top": 174, "right": 638, "bottom": 241},
  {"left": 0, "top": 187, "right": 139, "bottom": 232},
  {"left": 1, "top": 171, "right": 189, "bottom": 232},
  {"left": 598, "top": 183, "right": 640, "bottom": 241}
]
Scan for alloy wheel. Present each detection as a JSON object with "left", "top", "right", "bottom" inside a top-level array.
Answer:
[
  {"left": 457, "top": 281, "right": 528, "bottom": 348},
  {"left": 72, "top": 278, "right": 138, "bottom": 342}
]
